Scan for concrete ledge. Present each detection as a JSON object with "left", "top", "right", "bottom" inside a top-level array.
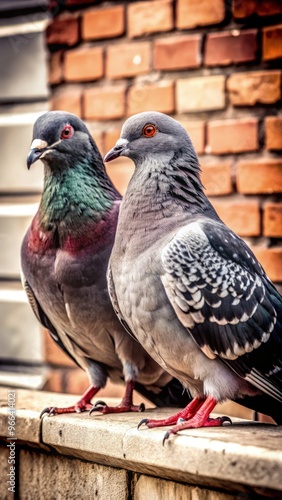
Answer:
[{"left": 0, "top": 388, "right": 281, "bottom": 498}]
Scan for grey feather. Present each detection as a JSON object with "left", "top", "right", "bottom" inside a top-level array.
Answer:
[
  {"left": 105, "top": 111, "right": 282, "bottom": 422},
  {"left": 21, "top": 111, "right": 191, "bottom": 411}
]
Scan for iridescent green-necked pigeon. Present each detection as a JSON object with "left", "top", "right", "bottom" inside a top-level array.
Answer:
[{"left": 21, "top": 111, "right": 191, "bottom": 416}]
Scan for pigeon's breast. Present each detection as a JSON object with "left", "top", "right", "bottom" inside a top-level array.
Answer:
[{"left": 112, "top": 247, "right": 254, "bottom": 400}]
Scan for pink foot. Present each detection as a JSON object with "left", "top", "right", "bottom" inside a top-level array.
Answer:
[
  {"left": 90, "top": 399, "right": 145, "bottom": 415},
  {"left": 89, "top": 380, "right": 145, "bottom": 415},
  {"left": 138, "top": 397, "right": 204, "bottom": 429},
  {"left": 40, "top": 386, "right": 99, "bottom": 417},
  {"left": 163, "top": 415, "right": 232, "bottom": 445},
  {"left": 40, "top": 402, "right": 94, "bottom": 417}
]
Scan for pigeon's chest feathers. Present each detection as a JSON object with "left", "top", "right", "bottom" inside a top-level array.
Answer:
[
  {"left": 28, "top": 165, "right": 119, "bottom": 255},
  {"left": 28, "top": 209, "right": 118, "bottom": 255}
]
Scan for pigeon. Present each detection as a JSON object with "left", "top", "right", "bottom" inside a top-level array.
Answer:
[
  {"left": 21, "top": 111, "right": 192, "bottom": 416},
  {"left": 104, "top": 111, "right": 282, "bottom": 441}
]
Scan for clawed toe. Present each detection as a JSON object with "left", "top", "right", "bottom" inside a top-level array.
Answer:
[
  {"left": 94, "top": 400, "right": 106, "bottom": 408},
  {"left": 222, "top": 416, "right": 232, "bottom": 425},
  {"left": 89, "top": 400, "right": 107, "bottom": 414},
  {"left": 162, "top": 430, "right": 170, "bottom": 446},
  {"left": 137, "top": 418, "right": 149, "bottom": 429},
  {"left": 40, "top": 407, "right": 53, "bottom": 418},
  {"left": 89, "top": 405, "right": 102, "bottom": 415}
]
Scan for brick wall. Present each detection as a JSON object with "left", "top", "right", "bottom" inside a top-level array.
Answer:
[{"left": 44, "top": 0, "right": 282, "bottom": 397}]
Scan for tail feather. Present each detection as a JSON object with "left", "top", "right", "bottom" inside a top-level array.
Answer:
[
  {"left": 233, "top": 394, "right": 282, "bottom": 425},
  {"left": 135, "top": 379, "right": 192, "bottom": 408}
]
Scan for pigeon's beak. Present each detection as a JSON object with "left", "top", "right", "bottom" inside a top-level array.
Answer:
[
  {"left": 27, "top": 139, "right": 48, "bottom": 169},
  {"left": 104, "top": 138, "right": 129, "bottom": 162}
]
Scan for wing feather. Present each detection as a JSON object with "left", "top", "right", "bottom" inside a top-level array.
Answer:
[
  {"left": 161, "top": 220, "right": 282, "bottom": 401},
  {"left": 21, "top": 272, "right": 80, "bottom": 367}
]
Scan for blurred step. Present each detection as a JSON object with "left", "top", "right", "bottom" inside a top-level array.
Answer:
[
  {"left": 0, "top": 110, "right": 45, "bottom": 193},
  {"left": 0, "top": 280, "right": 43, "bottom": 364},
  {"left": 0, "top": 197, "right": 39, "bottom": 278},
  {"left": 0, "top": 16, "right": 48, "bottom": 103},
  {"left": 0, "top": 280, "right": 46, "bottom": 389}
]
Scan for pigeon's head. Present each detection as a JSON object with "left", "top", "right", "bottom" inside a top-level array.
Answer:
[
  {"left": 27, "top": 111, "right": 99, "bottom": 170},
  {"left": 104, "top": 111, "right": 195, "bottom": 165}
]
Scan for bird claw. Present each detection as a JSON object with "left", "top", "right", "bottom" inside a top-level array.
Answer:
[
  {"left": 162, "top": 431, "right": 170, "bottom": 446},
  {"left": 221, "top": 416, "right": 232, "bottom": 425},
  {"left": 89, "top": 400, "right": 108, "bottom": 415},
  {"left": 94, "top": 400, "right": 106, "bottom": 408},
  {"left": 138, "top": 403, "right": 145, "bottom": 412},
  {"left": 40, "top": 407, "right": 54, "bottom": 418},
  {"left": 137, "top": 418, "right": 148, "bottom": 429},
  {"left": 89, "top": 405, "right": 100, "bottom": 415}
]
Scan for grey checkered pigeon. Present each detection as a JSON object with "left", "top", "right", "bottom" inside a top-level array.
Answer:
[{"left": 104, "top": 111, "right": 282, "bottom": 440}]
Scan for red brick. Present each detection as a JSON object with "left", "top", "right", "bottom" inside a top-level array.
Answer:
[
  {"left": 216, "top": 400, "right": 253, "bottom": 420},
  {"left": 64, "top": 47, "right": 104, "bottom": 82},
  {"left": 250, "top": 247, "right": 282, "bottom": 282},
  {"left": 45, "top": 368, "right": 132, "bottom": 399},
  {"left": 43, "top": 328, "right": 75, "bottom": 367},
  {"left": 65, "top": 0, "right": 93, "bottom": 5},
  {"left": 82, "top": 5, "right": 125, "bottom": 41},
  {"left": 211, "top": 198, "right": 261, "bottom": 237},
  {"left": 201, "top": 161, "right": 232, "bottom": 196},
  {"left": 106, "top": 160, "right": 134, "bottom": 196},
  {"left": 106, "top": 42, "right": 151, "bottom": 79},
  {"left": 65, "top": 368, "right": 89, "bottom": 395},
  {"left": 46, "top": 16, "right": 79, "bottom": 46},
  {"left": 263, "top": 24, "right": 282, "bottom": 61},
  {"left": 44, "top": 369, "right": 64, "bottom": 393},
  {"left": 48, "top": 51, "right": 63, "bottom": 85},
  {"left": 87, "top": 127, "right": 103, "bottom": 155},
  {"left": 205, "top": 30, "right": 258, "bottom": 66},
  {"left": 263, "top": 202, "right": 282, "bottom": 237},
  {"left": 258, "top": 413, "right": 276, "bottom": 424},
  {"left": 237, "top": 159, "right": 282, "bottom": 194},
  {"left": 227, "top": 70, "right": 281, "bottom": 105},
  {"left": 104, "top": 130, "right": 120, "bottom": 156},
  {"left": 177, "top": 0, "right": 225, "bottom": 29},
  {"left": 83, "top": 85, "right": 126, "bottom": 120},
  {"left": 103, "top": 133, "right": 141, "bottom": 195},
  {"left": 265, "top": 116, "right": 282, "bottom": 151},
  {"left": 127, "top": 0, "right": 173, "bottom": 38},
  {"left": 127, "top": 81, "right": 174, "bottom": 116},
  {"left": 97, "top": 380, "right": 125, "bottom": 400},
  {"left": 176, "top": 75, "right": 225, "bottom": 113},
  {"left": 50, "top": 86, "right": 82, "bottom": 117},
  {"left": 154, "top": 34, "right": 201, "bottom": 71},
  {"left": 232, "top": 0, "right": 257, "bottom": 18},
  {"left": 233, "top": 0, "right": 282, "bottom": 18},
  {"left": 207, "top": 118, "right": 258, "bottom": 154},
  {"left": 180, "top": 120, "right": 205, "bottom": 155},
  {"left": 64, "top": 371, "right": 145, "bottom": 402},
  {"left": 257, "top": 1, "right": 282, "bottom": 16}
]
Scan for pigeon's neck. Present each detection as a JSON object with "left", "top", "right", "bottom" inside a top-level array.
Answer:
[
  {"left": 116, "top": 151, "right": 219, "bottom": 252},
  {"left": 38, "top": 158, "right": 120, "bottom": 237},
  {"left": 123, "top": 151, "right": 216, "bottom": 220}
]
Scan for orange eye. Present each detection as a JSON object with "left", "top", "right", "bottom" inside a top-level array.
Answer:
[
  {"left": 142, "top": 124, "right": 157, "bottom": 138},
  {"left": 60, "top": 124, "right": 74, "bottom": 140}
]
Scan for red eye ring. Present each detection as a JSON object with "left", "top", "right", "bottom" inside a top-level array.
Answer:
[
  {"left": 60, "top": 124, "right": 74, "bottom": 140},
  {"left": 142, "top": 124, "right": 157, "bottom": 138}
]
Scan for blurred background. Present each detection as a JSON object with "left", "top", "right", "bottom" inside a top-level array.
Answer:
[{"left": 0, "top": 0, "right": 281, "bottom": 419}]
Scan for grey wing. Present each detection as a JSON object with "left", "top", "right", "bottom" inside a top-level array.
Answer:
[
  {"left": 21, "top": 272, "right": 80, "bottom": 367},
  {"left": 161, "top": 220, "right": 282, "bottom": 402},
  {"left": 107, "top": 265, "right": 139, "bottom": 343}
]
